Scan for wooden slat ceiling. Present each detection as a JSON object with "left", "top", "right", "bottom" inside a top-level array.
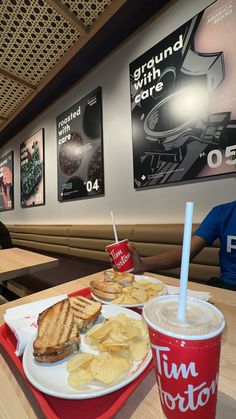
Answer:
[{"left": 0, "top": 0, "right": 170, "bottom": 145}]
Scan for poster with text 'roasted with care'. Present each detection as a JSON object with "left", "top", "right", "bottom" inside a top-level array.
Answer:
[
  {"left": 57, "top": 87, "right": 104, "bottom": 201},
  {"left": 20, "top": 129, "right": 45, "bottom": 208},
  {"left": 130, "top": 0, "right": 236, "bottom": 188},
  {"left": 0, "top": 151, "right": 14, "bottom": 212}
]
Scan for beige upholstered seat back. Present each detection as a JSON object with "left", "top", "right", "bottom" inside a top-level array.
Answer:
[{"left": 7, "top": 223, "right": 220, "bottom": 283}]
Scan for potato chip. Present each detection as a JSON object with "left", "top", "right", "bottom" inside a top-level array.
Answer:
[
  {"left": 97, "top": 342, "right": 111, "bottom": 351},
  {"left": 112, "top": 294, "right": 126, "bottom": 304},
  {"left": 116, "top": 313, "right": 129, "bottom": 326},
  {"left": 132, "top": 319, "right": 148, "bottom": 338},
  {"left": 90, "top": 352, "right": 130, "bottom": 384},
  {"left": 110, "top": 279, "right": 165, "bottom": 305},
  {"left": 109, "top": 327, "right": 128, "bottom": 342},
  {"left": 122, "top": 286, "right": 132, "bottom": 293},
  {"left": 147, "top": 282, "right": 165, "bottom": 292},
  {"left": 123, "top": 325, "right": 141, "bottom": 340},
  {"left": 68, "top": 368, "right": 93, "bottom": 388},
  {"left": 86, "top": 319, "right": 120, "bottom": 340},
  {"left": 129, "top": 340, "right": 149, "bottom": 362},
  {"left": 101, "top": 339, "right": 128, "bottom": 352},
  {"left": 123, "top": 295, "right": 137, "bottom": 304},
  {"left": 112, "top": 353, "right": 132, "bottom": 370},
  {"left": 85, "top": 323, "right": 103, "bottom": 338},
  {"left": 133, "top": 280, "right": 149, "bottom": 287},
  {"left": 131, "top": 289, "right": 147, "bottom": 302},
  {"left": 67, "top": 352, "right": 95, "bottom": 372},
  {"left": 67, "top": 314, "right": 150, "bottom": 390}
]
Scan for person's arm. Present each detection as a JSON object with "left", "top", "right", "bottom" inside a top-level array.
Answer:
[{"left": 130, "top": 235, "right": 208, "bottom": 273}]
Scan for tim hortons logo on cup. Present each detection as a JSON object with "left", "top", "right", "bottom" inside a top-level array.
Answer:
[
  {"left": 152, "top": 344, "right": 219, "bottom": 413},
  {"left": 110, "top": 248, "right": 131, "bottom": 269}
]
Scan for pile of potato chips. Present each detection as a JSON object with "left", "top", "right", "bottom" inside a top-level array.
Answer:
[
  {"left": 112, "top": 279, "right": 165, "bottom": 305},
  {"left": 67, "top": 313, "right": 150, "bottom": 388}
]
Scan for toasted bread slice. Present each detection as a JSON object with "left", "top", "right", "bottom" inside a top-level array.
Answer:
[
  {"left": 90, "top": 279, "right": 123, "bottom": 294},
  {"left": 91, "top": 288, "right": 121, "bottom": 300},
  {"left": 90, "top": 279, "right": 123, "bottom": 300},
  {"left": 69, "top": 296, "right": 102, "bottom": 332},
  {"left": 33, "top": 298, "right": 80, "bottom": 363}
]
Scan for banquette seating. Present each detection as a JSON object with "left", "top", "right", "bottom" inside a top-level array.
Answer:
[{"left": 4, "top": 224, "right": 220, "bottom": 298}]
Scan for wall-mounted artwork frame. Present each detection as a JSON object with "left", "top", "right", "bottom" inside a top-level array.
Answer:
[
  {"left": 20, "top": 128, "right": 45, "bottom": 208},
  {"left": 0, "top": 151, "right": 14, "bottom": 212},
  {"left": 56, "top": 87, "right": 104, "bottom": 202},
  {"left": 130, "top": 0, "right": 236, "bottom": 189}
]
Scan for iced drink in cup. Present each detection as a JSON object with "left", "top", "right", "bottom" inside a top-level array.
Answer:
[
  {"left": 143, "top": 295, "right": 225, "bottom": 419},
  {"left": 105, "top": 239, "right": 134, "bottom": 272}
]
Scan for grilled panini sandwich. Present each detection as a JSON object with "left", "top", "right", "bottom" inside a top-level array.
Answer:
[
  {"left": 69, "top": 296, "right": 102, "bottom": 332},
  {"left": 33, "top": 298, "right": 80, "bottom": 363}
]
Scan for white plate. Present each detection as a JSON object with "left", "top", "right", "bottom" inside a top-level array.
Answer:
[
  {"left": 22, "top": 305, "right": 152, "bottom": 399},
  {"left": 91, "top": 275, "right": 167, "bottom": 308}
]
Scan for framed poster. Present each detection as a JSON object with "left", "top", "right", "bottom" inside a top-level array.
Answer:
[
  {"left": 20, "top": 129, "right": 45, "bottom": 208},
  {"left": 57, "top": 87, "right": 104, "bottom": 201},
  {"left": 0, "top": 151, "right": 14, "bottom": 211},
  {"left": 130, "top": 0, "right": 236, "bottom": 188}
]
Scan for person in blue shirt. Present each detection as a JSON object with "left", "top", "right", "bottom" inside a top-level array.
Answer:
[{"left": 129, "top": 201, "right": 236, "bottom": 291}]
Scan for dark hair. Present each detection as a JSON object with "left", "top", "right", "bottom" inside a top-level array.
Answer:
[{"left": 0, "top": 221, "right": 12, "bottom": 249}]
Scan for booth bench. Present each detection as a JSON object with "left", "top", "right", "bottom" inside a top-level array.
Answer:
[{"left": 4, "top": 224, "right": 220, "bottom": 298}]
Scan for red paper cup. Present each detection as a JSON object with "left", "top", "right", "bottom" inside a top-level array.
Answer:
[
  {"left": 105, "top": 239, "right": 134, "bottom": 272},
  {"left": 143, "top": 295, "right": 225, "bottom": 419}
]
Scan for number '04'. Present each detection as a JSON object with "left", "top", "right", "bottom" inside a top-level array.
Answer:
[{"left": 207, "top": 145, "right": 236, "bottom": 168}]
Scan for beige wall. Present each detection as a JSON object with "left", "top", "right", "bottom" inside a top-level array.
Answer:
[{"left": 1, "top": 0, "right": 235, "bottom": 225}]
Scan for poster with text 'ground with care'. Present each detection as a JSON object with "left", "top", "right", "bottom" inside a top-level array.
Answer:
[
  {"left": 130, "top": 0, "right": 236, "bottom": 188},
  {"left": 57, "top": 87, "right": 104, "bottom": 201}
]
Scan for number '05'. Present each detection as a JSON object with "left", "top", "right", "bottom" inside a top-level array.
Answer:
[{"left": 207, "top": 146, "right": 236, "bottom": 168}]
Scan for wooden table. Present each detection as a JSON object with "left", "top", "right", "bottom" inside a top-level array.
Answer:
[
  {"left": 0, "top": 272, "right": 235, "bottom": 419},
  {"left": 0, "top": 247, "right": 58, "bottom": 282}
]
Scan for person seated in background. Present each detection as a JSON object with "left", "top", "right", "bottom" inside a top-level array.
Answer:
[
  {"left": 126, "top": 200, "right": 236, "bottom": 291},
  {"left": 0, "top": 221, "right": 12, "bottom": 249}
]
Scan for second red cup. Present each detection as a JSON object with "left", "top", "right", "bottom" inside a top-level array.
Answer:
[{"left": 105, "top": 239, "right": 134, "bottom": 272}]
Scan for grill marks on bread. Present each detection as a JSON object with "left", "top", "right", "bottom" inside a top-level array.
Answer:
[
  {"left": 69, "top": 296, "right": 102, "bottom": 331},
  {"left": 70, "top": 296, "right": 101, "bottom": 320}
]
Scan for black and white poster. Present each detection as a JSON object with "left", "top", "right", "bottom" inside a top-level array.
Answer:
[
  {"left": 0, "top": 151, "right": 14, "bottom": 212},
  {"left": 20, "top": 129, "right": 45, "bottom": 208},
  {"left": 130, "top": 0, "right": 236, "bottom": 188},
  {"left": 57, "top": 87, "right": 104, "bottom": 201}
]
